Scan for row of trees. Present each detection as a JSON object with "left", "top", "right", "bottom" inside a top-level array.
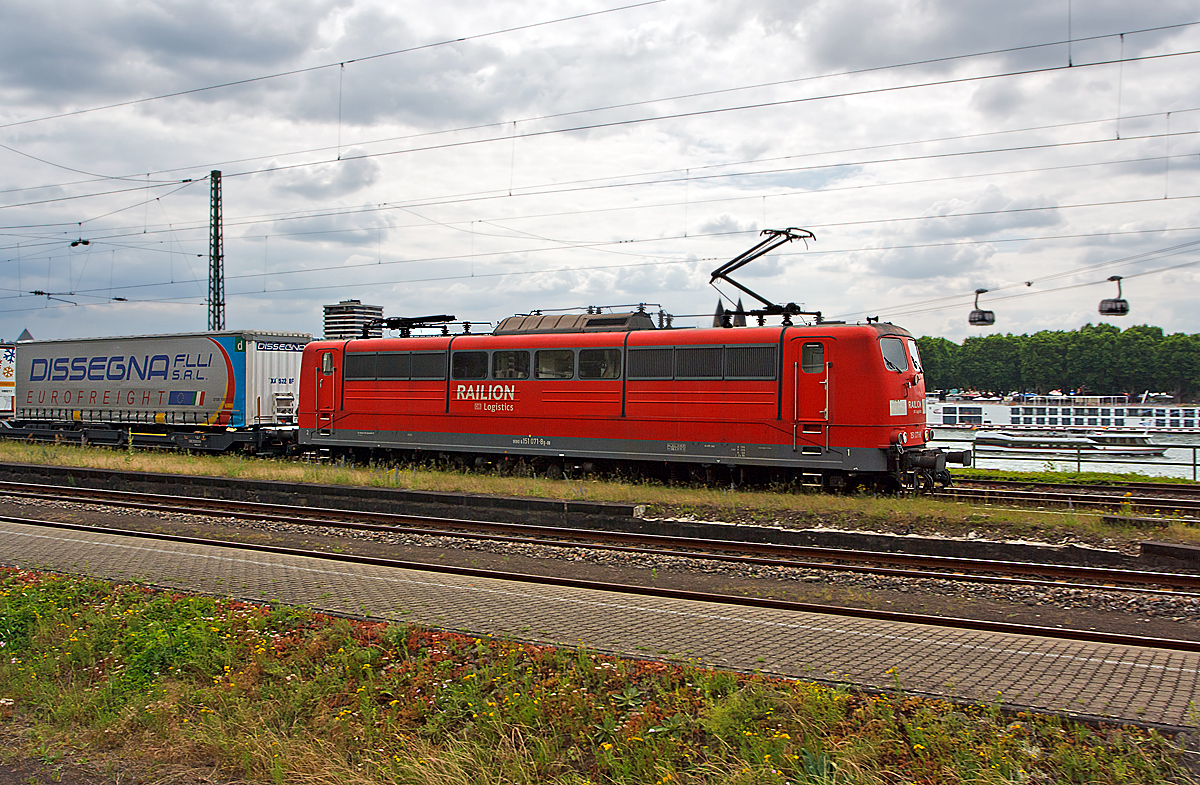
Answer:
[{"left": 915, "top": 324, "right": 1200, "bottom": 400}]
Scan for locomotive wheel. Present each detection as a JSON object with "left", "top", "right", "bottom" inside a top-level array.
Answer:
[{"left": 545, "top": 462, "right": 564, "bottom": 480}]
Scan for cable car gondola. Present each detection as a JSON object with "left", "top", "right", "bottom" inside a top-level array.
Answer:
[
  {"left": 968, "top": 288, "right": 995, "bottom": 326},
  {"left": 1099, "top": 275, "right": 1129, "bottom": 316}
]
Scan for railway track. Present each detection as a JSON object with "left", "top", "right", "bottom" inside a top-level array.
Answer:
[
  {"left": 937, "top": 480, "right": 1200, "bottom": 516},
  {"left": 3, "top": 480, "right": 1198, "bottom": 594},
  {"left": 5, "top": 512, "right": 1198, "bottom": 653},
  {"left": 960, "top": 478, "right": 1200, "bottom": 497}
]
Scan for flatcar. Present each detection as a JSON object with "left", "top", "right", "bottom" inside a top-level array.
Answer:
[
  {"left": 4, "top": 330, "right": 310, "bottom": 452},
  {"left": 296, "top": 312, "right": 970, "bottom": 490}
]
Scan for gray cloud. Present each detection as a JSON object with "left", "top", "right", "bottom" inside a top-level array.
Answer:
[
  {"left": 268, "top": 152, "right": 382, "bottom": 200},
  {"left": 2, "top": 0, "right": 1199, "bottom": 345}
]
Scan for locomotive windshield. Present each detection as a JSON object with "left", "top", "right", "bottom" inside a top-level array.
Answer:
[
  {"left": 879, "top": 337, "right": 909, "bottom": 372},
  {"left": 906, "top": 338, "right": 923, "bottom": 372}
]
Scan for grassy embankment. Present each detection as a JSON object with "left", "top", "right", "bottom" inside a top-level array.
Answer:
[
  {"left": 0, "top": 441, "right": 1196, "bottom": 548},
  {"left": 1, "top": 569, "right": 1193, "bottom": 784}
]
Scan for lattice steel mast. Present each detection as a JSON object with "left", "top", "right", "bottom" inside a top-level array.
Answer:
[{"left": 207, "top": 170, "right": 225, "bottom": 331}]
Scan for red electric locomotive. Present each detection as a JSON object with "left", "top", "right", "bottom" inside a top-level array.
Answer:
[{"left": 297, "top": 230, "right": 970, "bottom": 490}]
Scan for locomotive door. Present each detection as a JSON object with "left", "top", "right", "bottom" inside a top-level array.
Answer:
[
  {"left": 791, "top": 339, "right": 831, "bottom": 450},
  {"left": 316, "top": 350, "right": 336, "bottom": 434}
]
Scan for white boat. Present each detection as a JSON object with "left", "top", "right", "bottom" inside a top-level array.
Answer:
[
  {"left": 973, "top": 431, "right": 1166, "bottom": 457},
  {"left": 927, "top": 394, "right": 1200, "bottom": 434}
]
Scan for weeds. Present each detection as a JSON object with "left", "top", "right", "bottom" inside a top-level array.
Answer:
[{"left": 0, "top": 569, "right": 1190, "bottom": 784}]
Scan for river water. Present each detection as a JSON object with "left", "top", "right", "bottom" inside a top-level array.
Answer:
[{"left": 930, "top": 431, "right": 1200, "bottom": 480}]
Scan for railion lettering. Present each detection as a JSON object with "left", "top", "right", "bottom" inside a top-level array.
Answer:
[{"left": 455, "top": 384, "right": 516, "bottom": 401}]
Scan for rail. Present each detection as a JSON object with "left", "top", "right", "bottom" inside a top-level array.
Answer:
[
  {"left": 2, "top": 480, "right": 1198, "bottom": 592},
  {"left": 959, "top": 443, "right": 1200, "bottom": 480},
  {"left": 6, "top": 513, "right": 1198, "bottom": 652}
]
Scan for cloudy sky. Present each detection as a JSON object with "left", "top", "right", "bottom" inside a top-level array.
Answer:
[{"left": 2, "top": 0, "right": 1199, "bottom": 344}]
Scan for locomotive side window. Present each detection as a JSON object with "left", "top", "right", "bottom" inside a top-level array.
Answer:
[
  {"left": 492, "top": 350, "right": 530, "bottom": 380},
  {"left": 801, "top": 343, "right": 825, "bottom": 373},
  {"left": 410, "top": 352, "right": 447, "bottom": 380},
  {"left": 321, "top": 352, "right": 334, "bottom": 375},
  {"left": 376, "top": 352, "right": 411, "bottom": 380},
  {"left": 579, "top": 348, "right": 621, "bottom": 379},
  {"left": 628, "top": 347, "right": 673, "bottom": 379},
  {"left": 879, "top": 337, "right": 909, "bottom": 372},
  {"left": 343, "top": 352, "right": 377, "bottom": 380},
  {"left": 726, "top": 345, "right": 777, "bottom": 379},
  {"left": 452, "top": 351, "right": 488, "bottom": 380},
  {"left": 535, "top": 350, "right": 574, "bottom": 379},
  {"left": 675, "top": 346, "right": 723, "bottom": 379},
  {"left": 628, "top": 345, "right": 779, "bottom": 380}
]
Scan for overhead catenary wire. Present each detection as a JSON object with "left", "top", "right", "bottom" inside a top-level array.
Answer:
[
  {"left": 6, "top": 240, "right": 1197, "bottom": 320},
  {"left": 0, "top": 1, "right": 667, "bottom": 132},
  {"left": 4, "top": 119, "right": 1198, "bottom": 245},
  {"left": 3, "top": 16, "right": 1199, "bottom": 330},
  {"left": 4, "top": 42, "right": 1199, "bottom": 219},
  {"left": 4, "top": 17, "right": 1197, "bottom": 193},
  {"left": 7, "top": 210, "right": 1200, "bottom": 312},
  {"left": 853, "top": 253, "right": 1200, "bottom": 323},
  {"left": 207, "top": 46, "right": 1200, "bottom": 185}
]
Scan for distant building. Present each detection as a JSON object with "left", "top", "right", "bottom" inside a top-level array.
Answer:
[{"left": 323, "top": 300, "right": 384, "bottom": 340}]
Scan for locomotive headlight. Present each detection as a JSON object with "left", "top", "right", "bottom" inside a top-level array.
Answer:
[
  {"left": 893, "top": 430, "right": 908, "bottom": 445},
  {"left": 924, "top": 428, "right": 934, "bottom": 442}
]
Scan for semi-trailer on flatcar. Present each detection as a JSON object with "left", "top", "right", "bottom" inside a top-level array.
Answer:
[
  {"left": 4, "top": 330, "right": 310, "bottom": 452},
  {"left": 0, "top": 343, "right": 13, "bottom": 419}
]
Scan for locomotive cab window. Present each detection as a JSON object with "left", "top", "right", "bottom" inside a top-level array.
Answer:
[
  {"left": 579, "top": 348, "right": 621, "bottom": 379},
  {"left": 801, "top": 343, "right": 824, "bottom": 373},
  {"left": 492, "top": 350, "right": 530, "bottom": 380},
  {"left": 321, "top": 352, "right": 334, "bottom": 375},
  {"left": 535, "top": 350, "right": 574, "bottom": 379},
  {"left": 452, "top": 351, "right": 488, "bottom": 380},
  {"left": 906, "top": 339, "right": 923, "bottom": 372},
  {"left": 879, "top": 337, "right": 909, "bottom": 372}
]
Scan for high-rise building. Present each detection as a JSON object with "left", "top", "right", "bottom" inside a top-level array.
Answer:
[{"left": 323, "top": 299, "right": 384, "bottom": 339}]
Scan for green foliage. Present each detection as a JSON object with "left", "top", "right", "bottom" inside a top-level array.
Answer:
[
  {"left": 0, "top": 570, "right": 1190, "bottom": 784},
  {"left": 919, "top": 323, "right": 1200, "bottom": 399}
]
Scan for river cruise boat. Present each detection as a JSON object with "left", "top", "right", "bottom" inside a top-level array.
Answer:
[
  {"left": 973, "top": 430, "right": 1166, "bottom": 457},
  {"left": 927, "top": 394, "right": 1200, "bottom": 434}
]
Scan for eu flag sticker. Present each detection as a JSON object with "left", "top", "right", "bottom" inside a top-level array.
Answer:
[{"left": 168, "top": 390, "right": 198, "bottom": 406}]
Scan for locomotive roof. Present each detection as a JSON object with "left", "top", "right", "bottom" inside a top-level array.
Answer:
[{"left": 493, "top": 311, "right": 656, "bottom": 335}]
